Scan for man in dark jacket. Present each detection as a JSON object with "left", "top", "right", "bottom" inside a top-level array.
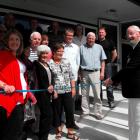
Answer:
[{"left": 104, "top": 25, "right": 140, "bottom": 140}]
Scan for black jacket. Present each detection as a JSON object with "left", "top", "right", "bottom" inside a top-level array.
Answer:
[
  {"left": 33, "top": 60, "right": 54, "bottom": 99},
  {"left": 112, "top": 41, "right": 140, "bottom": 98}
]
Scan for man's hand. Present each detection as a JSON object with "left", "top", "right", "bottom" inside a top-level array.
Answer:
[
  {"left": 100, "top": 72, "right": 104, "bottom": 80},
  {"left": 104, "top": 78, "right": 113, "bottom": 87}
]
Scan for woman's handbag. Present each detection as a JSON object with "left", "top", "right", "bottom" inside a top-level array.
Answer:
[{"left": 24, "top": 100, "right": 36, "bottom": 124}]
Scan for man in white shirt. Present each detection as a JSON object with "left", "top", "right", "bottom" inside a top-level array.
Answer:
[
  {"left": 63, "top": 28, "right": 80, "bottom": 130},
  {"left": 63, "top": 28, "right": 80, "bottom": 81}
]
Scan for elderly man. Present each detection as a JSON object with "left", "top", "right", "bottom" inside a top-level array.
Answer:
[
  {"left": 104, "top": 25, "right": 140, "bottom": 140},
  {"left": 28, "top": 31, "right": 42, "bottom": 62},
  {"left": 24, "top": 31, "right": 41, "bottom": 140},
  {"left": 80, "top": 32, "right": 106, "bottom": 120}
]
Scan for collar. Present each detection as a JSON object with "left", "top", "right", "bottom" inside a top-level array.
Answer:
[
  {"left": 131, "top": 41, "right": 139, "bottom": 49},
  {"left": 99, "top": 38, "right": 106, "bottom": 42},
  {"left": 64, "top": 43, "right": 73, "bottom": 47}
]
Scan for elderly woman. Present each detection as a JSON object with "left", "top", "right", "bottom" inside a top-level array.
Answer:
[
  {"left": 33, "top": 45, "right": 53, "bottom": 140},
  {"left": 49, "top": 43, "right": 80, "bottom": 140}
]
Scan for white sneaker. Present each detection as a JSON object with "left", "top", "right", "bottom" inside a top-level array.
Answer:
[{"left": 95, "top": 113, "right": 104, "bottom": 120}]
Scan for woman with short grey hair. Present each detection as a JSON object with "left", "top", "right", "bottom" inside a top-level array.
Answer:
[{"left": 33, "top": 44, "right": 54, "bottom": 140}]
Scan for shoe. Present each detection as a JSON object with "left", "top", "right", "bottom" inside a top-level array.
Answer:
[
  {"left": 108, "top": 102, "right": 116, "bottom": 109},
  {"left": 67, "top": 133, "right": 80, "bottom": 140},
  {"left": 73, "top": 123, "right": 79, "bottom": 130},
  {"left": 95, "top": 114, "right": 104, "bottom": 120},
  {"left": 55, "top": 128, "right": 62, "bottom": 140},
  {"left": 77, "top": 114, "right": 89, "bottom": 122}
]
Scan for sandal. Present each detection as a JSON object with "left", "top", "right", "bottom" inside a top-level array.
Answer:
[
  {"left": 55, "top": 128, "right": 62, "bottom": 139},
  {"left": 67, "top": 133, "right": 80, "bottom": 140}
]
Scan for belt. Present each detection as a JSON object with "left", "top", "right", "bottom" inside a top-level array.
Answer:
[{"left": 82, "top": 69, "right": 99, "bottom": 72}]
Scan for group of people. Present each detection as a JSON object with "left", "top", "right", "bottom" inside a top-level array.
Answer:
[{"left": 0, "top": 12, "right": 140, "bottom": 140}]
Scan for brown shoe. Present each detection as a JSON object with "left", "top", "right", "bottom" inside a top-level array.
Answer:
[
  {"left": 67, "top": 133, "right": 80, "bottom": 140},
  {"left": 55, "top": 128, "right": 62, "bottom": 140}
]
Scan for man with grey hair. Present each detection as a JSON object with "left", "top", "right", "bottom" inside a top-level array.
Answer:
[
  {"left": 28, "top": 31, "right": 42, "bottom": 62},
  {"left": 79, "top": 32, "right": 106, "bottom": 120},
  {"left": 25, "top": 31, "right": 41, "bottom": 140},
  {"left": 104, "top": 25, "right": 140, "bottom": 140}
]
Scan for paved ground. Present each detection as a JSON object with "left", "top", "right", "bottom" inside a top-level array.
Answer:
[
  {"left": 48, "top": 87, "right": 129, "bottom": 140},
  {"left": 26, "top": 87, "right": 128, "bottom": 140}
]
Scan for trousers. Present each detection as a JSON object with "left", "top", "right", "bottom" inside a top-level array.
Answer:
[
  {"left": 0, "top": 104, "right": 24, "bottom": 140},
  {"left": 81, "top": 70, "right": 102, "bottom": 115},
  {"left": 129, "top": 98, "right": 140, "bottom": 140}
]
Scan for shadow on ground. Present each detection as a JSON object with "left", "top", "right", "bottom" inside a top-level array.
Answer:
[{"left": 80, "top": 126, "right": 118, "bottom": 140}]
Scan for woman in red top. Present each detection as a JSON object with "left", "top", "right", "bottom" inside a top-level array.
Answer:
[{"left": 0, "top": 29, "right": 36, "bottom": 140}]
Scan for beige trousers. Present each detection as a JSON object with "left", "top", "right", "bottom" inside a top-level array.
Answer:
[
  {"left": 129, "top": 99, "right": 140, "bottom": 140},
  {"left": 81, "top": 70, "right": 102, "bottom": 116}
]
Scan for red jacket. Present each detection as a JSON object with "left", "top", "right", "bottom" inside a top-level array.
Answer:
[{"left": 0, "top": 50, "right": 25, "bottom": 117}]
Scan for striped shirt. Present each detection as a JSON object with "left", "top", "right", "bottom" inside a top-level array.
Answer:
[{"left": 28, "top": 48, "right": 38, "bottom": 62}]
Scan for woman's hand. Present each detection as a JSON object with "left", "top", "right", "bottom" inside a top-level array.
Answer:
[
  {"left": 53, "top": 91, "right": 58, "bottom": 99},
  {"left": 48, "top": 85, "right": 54, "bottom": 93},
  {"left": 71, "top": 87, "right": 76, "bottom": 98},
  {"left": 28, "top": 92, "right": 37, "bottom": 105},
  {"left": 4, "top": 85, "right": 15, "bottom": 94}
]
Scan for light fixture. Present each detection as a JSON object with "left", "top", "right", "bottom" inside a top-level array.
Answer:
[{"left": 106, "top": 9, "right": 118, "bottom": 18}]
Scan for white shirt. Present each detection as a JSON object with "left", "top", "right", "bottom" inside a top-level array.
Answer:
[
  {"left": 17, "top": 60, "right": 27, "bottom": 99},
  {"left": 63, "top": 43, "right": 80, "bottom": 81}
]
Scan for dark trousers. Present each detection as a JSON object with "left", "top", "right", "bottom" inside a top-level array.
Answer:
[
  {"left": 106, "top": 85, "right": 114, "bottom": 103},
  {"left": 100, "top": 63, "right": 114, "bottom": 103},
  {"left": 52, "top": 92, "right": 75, "bottom": 128},
  {"left": 36, "top": 93, "right": 53, "bottom": 140},
  {"left": 0, "top": 105, "right": 24, "bottom": 140},
  {"left": 100, "top": 82, "right": 114, "bottom": 103}
]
